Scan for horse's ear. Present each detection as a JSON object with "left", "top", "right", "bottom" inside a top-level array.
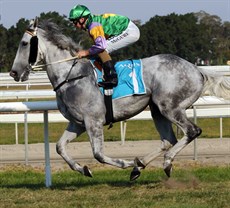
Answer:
[
  {"left": 29, "top": 17, "right": 38, "bottom": 30},
  {"left": 33, "top": 17, "right": 38, "bottom": 28},
  {"left": 29, "top": 19, "right": 34, "bottom": 26}
]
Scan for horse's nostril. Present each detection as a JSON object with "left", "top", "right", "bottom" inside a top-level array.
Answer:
[{"left": 10, "top": 71, "right": 17, "bottom": 77}]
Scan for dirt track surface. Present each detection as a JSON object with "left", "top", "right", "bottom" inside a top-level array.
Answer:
[{"left": 0, "top": 138, "right": 230, "bottom": 169}]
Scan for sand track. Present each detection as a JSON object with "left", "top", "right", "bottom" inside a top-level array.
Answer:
[{"left": 1, "top": 138, "right": 229, "bottom": 169}]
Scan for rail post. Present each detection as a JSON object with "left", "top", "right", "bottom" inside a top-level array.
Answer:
[
  {"left": 44, "top": 110, "right": 52, "bottom": 187},
  {"left": 193, "top": 106, "right": 198, "bottom": 160}
]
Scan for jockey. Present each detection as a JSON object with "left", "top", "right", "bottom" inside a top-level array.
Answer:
[{"left": 69, "top": 4, "right": 140, "bottom": 87}]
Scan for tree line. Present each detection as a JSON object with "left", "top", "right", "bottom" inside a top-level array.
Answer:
[{"left": 0, "top": 10, "right": 229, "bottom": 72}]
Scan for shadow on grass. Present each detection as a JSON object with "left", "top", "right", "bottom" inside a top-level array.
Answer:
[
  {"left": 0, "top": 179, "right": 162, "bottom": 190},
  {"left": 0, "top": 169, "right": 164, "bottom": 190},
  {"left": 52, "top": 178, "right": 162, "bottom": 190}
]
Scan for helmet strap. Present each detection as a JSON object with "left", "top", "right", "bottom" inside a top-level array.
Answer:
[
  {"left": 79, "top": 17, "right": 88, "bottom": 30},
  {"left": 76, "top": 7, "right": 88, "bottom": 27}
]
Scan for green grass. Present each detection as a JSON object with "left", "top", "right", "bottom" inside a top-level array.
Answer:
[
  {"left": 0, "top": 165, "right": 230, "bottom": 208},
  {"left": 0, "top": 118, "right": 229, "bottom": 144}
]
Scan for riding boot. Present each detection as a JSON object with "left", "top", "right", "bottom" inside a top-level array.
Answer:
[{"left": 98, "top": 60, "right": 118, "bottom": 88}]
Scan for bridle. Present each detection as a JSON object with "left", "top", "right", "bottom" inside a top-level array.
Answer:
[
  {"left": 19, "top": 29, "right": 40, "bottom": 81},
  {"left": 20, "top": 28, "right": 47, "bottom": 81},
  {"left": 25, "top": 29, "right": 79, "bottom": 71},
  {"left": 25, "top": 27, "right": 89, "bottom": 92}
]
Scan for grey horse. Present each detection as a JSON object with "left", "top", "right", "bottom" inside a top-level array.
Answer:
[{"left": 10, "top": 18, "right": 230, "bottom": 180}]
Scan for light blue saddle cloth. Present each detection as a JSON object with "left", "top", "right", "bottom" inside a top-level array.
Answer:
[{"left": 94, "top": 59, "right": 146, "bottom": 100}]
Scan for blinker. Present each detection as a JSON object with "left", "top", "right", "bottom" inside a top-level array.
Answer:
[{"left": 28, "top": 35, "right": 38, "bottom": 65}]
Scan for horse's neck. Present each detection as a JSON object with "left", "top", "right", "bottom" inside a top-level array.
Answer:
[
  {"left": 38, "top": 35, "right": 75, "bottom": 88},
  {"left": 37, "top": 32, "right": 93, "bottom": 90},
  {"left": 46, "top": 56, "right": 75, "bottom": 89}
]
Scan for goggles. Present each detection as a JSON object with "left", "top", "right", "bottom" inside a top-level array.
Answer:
[{"left": 70, "top": 18, "right": 80, "bottom": 25}]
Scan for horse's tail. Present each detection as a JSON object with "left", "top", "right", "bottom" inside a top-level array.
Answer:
[{"left": 198, "top": 67, "right": 230, "bottom": 100}]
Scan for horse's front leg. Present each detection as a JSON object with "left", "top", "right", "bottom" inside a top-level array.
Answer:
[
  {"left": 56, "top": 122, "right": 92, "bottom": 177},
  {"left": 85, "top": 118, "right": 135, "bottom": 169}
]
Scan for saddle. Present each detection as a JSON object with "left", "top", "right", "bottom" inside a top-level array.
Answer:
[{"left": 91, "top": 59, "right": 146, "bottom": 128}]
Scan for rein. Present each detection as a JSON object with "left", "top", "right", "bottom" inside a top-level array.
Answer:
[
  {"left": 53, "top": 59, "right": 87, "bottom": 91},
  {"left": 31, "top": 56, "right": 79, "bottom": 70}
]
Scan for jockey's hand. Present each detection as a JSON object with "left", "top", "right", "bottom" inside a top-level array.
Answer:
[{"left": 76, "top": 50, "right": 90, "bottom": 58}]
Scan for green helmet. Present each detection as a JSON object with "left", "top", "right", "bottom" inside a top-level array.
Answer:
[{"left": 69, "top": 5, "right": 91, "bottom": 20}]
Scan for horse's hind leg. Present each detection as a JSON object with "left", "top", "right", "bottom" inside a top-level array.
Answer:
[
  {"left": 162, "top": 109, "right": 202, "bottom": 177},
  {"left": 130, "top": 102, "right": 178, "bottom": 180},
  {"left": 56, "top": 122, "right": 92, "bottom": 177},
  {"left": 142, "top": 101, "right": 178, "bottom": 166}
]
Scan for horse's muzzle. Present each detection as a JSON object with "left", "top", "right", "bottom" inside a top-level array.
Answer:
[
  {"left": 10, "top": 65, "right": 31, "bottom": 82},
  {"left": 9, "top": 70, "right": 20, "bottom": 82}
]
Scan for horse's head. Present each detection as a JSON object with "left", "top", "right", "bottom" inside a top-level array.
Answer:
[
  {"left": 10, "top": 17, "right": 40, "bottom": 82},
  {"left": 10, "top": 17, "right": 84, "bottom": 83}
]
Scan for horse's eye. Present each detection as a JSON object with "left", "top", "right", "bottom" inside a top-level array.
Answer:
[{"left": 22, "top": 41, "right": 28, "bottom": 46}]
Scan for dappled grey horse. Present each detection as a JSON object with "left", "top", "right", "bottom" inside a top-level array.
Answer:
[{"left": 10, "top": 18, "right": 230, "bottom": 180}]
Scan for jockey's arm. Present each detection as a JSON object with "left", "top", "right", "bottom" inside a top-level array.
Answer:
[
  {"left": 76, "top": 50, "right": 90, "bottom": 58},
  {"left": 77, "top": 22, "right": 107, "bottom": 58}
]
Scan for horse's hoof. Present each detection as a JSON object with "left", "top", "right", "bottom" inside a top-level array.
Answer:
[
  {"left": 83, "top": 166, "right": 93, "bottom": 177},
  {"left": 130, "top": 167, "right": 141, "bottom": 181},
  {"left": 134, "top": 157, "right": 146, "bottom": 169},
  {"left": 164, "top": 163, "right": 172, "bottom": 177}
]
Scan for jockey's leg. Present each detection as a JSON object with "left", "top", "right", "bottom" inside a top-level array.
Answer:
[
  {"left": 98, "top": 51, "right": 118, "bottom": 87},
  {"left": 97, "top": 21, "right": 140, "bottom": 88},
  {"left": 106, "top": 21, "right": 140, "bottom": 54}
]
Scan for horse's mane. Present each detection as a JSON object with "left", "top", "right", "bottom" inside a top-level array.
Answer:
[{"left": 38, "top": 19, "right": 82, "bottom": 54}]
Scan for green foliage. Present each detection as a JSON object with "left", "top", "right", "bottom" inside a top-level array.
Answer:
[{"left": 0, "top": 11, "right": 229, "bottom": 72}]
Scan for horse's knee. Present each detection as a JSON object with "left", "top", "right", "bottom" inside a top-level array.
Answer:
[{"left": 187, "top": 125, "right": 202, "bottom": 143}]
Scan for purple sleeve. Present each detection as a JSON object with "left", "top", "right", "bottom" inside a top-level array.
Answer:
[
  {"left": 88, "top": 22, "right": 107, "bottom": 55},
  {"left": 89, "top": 36, "right": 107, "bottom": 55}
]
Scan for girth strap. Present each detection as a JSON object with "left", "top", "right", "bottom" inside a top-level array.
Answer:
[{"left": 104, "top": 88, "right": 114, "bottom": 128}]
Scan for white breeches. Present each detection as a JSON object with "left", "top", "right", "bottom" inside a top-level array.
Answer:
[{"left": 106, "top": 21, "right": 140, "bottom": 54}]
